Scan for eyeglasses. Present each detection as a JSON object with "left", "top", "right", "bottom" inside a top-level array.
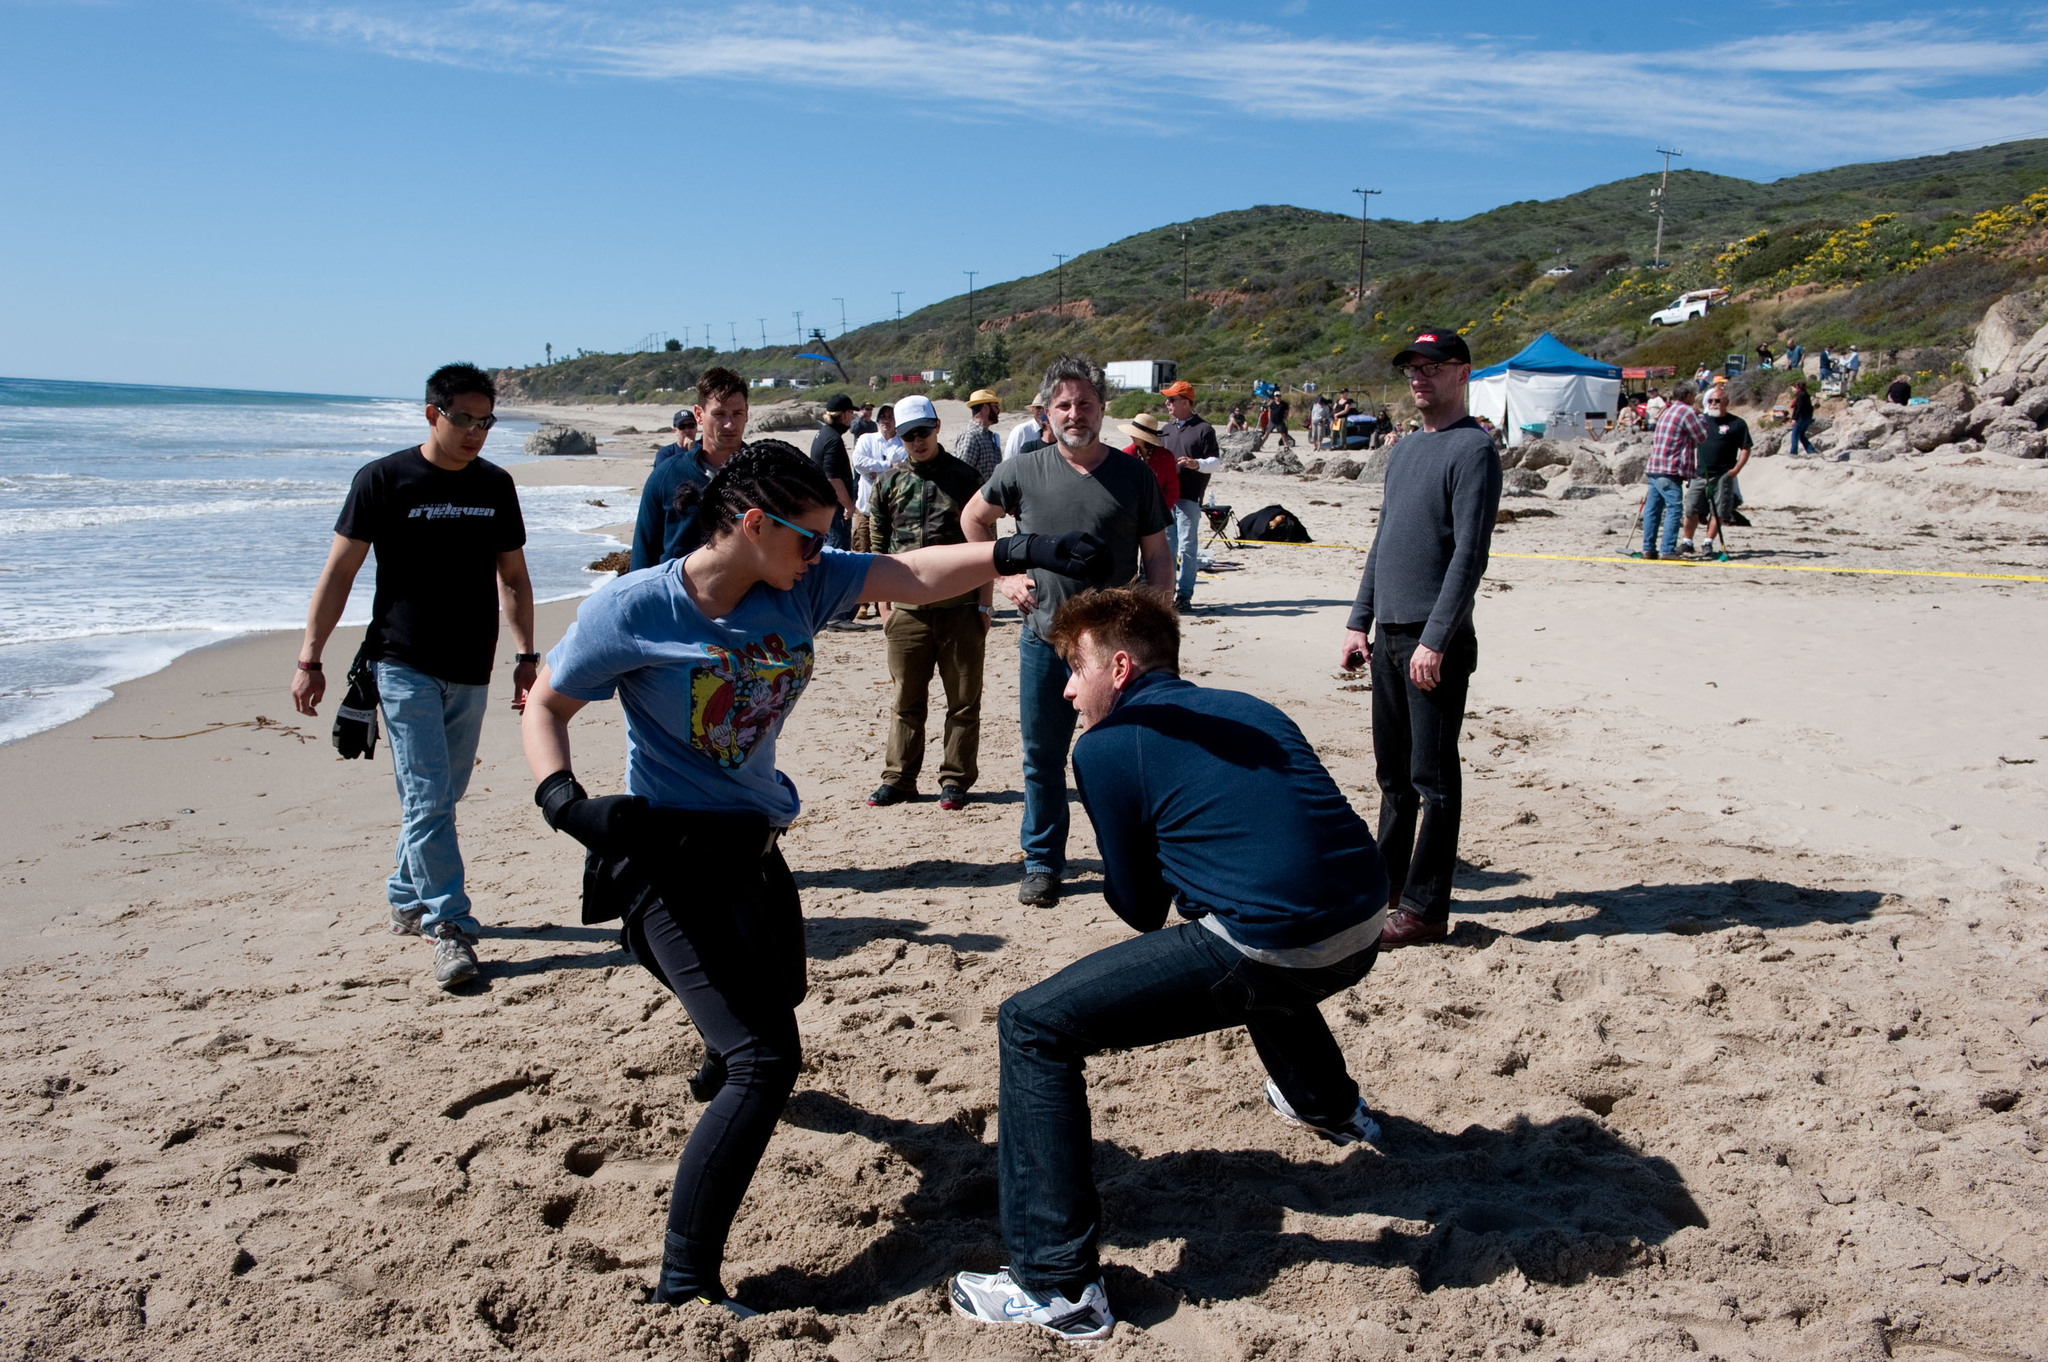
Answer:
[
  {"left": 738, "top": 508, "right": 827, "bottom": 561},
  {"left": 900, "top": 426, "right": 938, "bottom": 441},
  {"left": 1396, "top": 361, "right": 1459, "bottom": 380},
  {"left": 433, "top": 406, "right": 498, "bottom": 431}
]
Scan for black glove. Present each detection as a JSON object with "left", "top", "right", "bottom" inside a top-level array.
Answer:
[
  {"left": 992, "top": 531, "right": 1114, "bottom": 582},
  {"left": 331, "top": 654, "right": 380, "bottom": 760},
  {"left": 535, "top": 771, "right": 649, "bottom": 856}
]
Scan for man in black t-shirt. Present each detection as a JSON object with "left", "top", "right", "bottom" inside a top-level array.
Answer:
[
  {"left": 290, "top": 363, "right": 536, "bottom": 990},
  {"left": 1681, "top": 387, "right": 1752, "bottom": 562},
  {"left": 812, "top": 395, "right": 861, "bottom": 626}
]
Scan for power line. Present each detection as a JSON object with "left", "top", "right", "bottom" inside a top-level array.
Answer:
[
  {"left": 1351, "top": 188, "right": 1382, "bottom": 321},
  {"left": 1652, "top": 147, "right": 1683, "bottom": 267}
]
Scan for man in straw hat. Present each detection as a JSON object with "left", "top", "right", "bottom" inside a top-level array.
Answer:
[{"left": 957, "top": 388, "right": 1005, "bottom": 480}]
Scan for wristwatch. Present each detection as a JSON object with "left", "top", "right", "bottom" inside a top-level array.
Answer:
[{"left": 514, "top": 652, "right": 542, "bottom": 664}]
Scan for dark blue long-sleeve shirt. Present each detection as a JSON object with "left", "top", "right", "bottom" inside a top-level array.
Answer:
[
  {"left": 629, "top": 444, "right": 714, "bottom": 571},
  {"left": 1071, "top": 672, "right": 1388, "bottom": 951}
]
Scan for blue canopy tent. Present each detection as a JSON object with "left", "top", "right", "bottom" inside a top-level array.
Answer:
[{"left": 1468, "top": 332, "right": 1623, "bottom": 446}]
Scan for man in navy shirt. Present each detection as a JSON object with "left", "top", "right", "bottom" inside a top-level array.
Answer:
[
  {"left": 630, "top": 368, "right": 749, "bottom": 571},
  {"left": 949, "top": 588, "right": 1389, "bottom": 1344},
  {"left": 652, "top": 407, "right": 699, "bottom": 466}
]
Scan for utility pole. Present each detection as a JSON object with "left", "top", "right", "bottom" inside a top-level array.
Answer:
[
  {"left": 682, "top": 326, "right": 690, "bottom": 349},
  {"left": 759, "top": 319, "right": 768, "bottom": 349},
  {"left": 1054, "top": 253, "right": 1068, "bottom": 311},
  {"left": 1652, "top": 147, "right": 1682, "bottom": 267},
  {"left": 1351, "top": 188, "right": 1382, "bottom": 319},
  {"left": 833, "top": 297, "right": 847, "bottom": 336},
  {"left": 1176, "top": 226, "right": 1191, "bottom": 301},
  {"left": 963, "top": 270, "right": 978, "bottom": 338},
  {"left": 705, "top": 323, "right": 712, "bottom": 352},
  {"left": 892, "top": 291, "right": 904, "bottom": 326},
  {"left": 793, "top": 311, "right": 803, "bottom": 345},
  {"left": 729, "top": 322, "right": 738, "bottom": 350}
]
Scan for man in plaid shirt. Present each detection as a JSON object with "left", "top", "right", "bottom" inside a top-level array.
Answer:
[{"left": 1638, "top": 384, "right": 1706, "bottom": 559}]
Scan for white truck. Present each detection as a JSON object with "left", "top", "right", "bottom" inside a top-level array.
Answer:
[
  {"left": 1649, "top": 288, "right": 1727, "bottom": 327},
  {"left": 1104, "top": 360, "right": 1179, "bottom": 392}
]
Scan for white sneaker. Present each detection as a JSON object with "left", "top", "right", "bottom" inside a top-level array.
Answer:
[
  {"left": 431, "top": 925, "right": 479, "bottom": 989},
  {"left": 949, "top": 1268, "right": 1113, "bottom": 1343},
  {"left": 1265, "top": 1078, "right": 1382, "bottom": 1147},
  {"left": 389, "top": 904, "right": 425, "bottom": 937}
]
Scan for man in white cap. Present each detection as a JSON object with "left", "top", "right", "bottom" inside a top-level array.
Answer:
[
  {"left": 1003, "top": 397, "right": 1050, "bottom": 461},
  {"left": 957, "top": 388, "right": 1004, "bottom": 480},
  {"left": 867, "top": 394, "right": 991, "bottom": 810}
]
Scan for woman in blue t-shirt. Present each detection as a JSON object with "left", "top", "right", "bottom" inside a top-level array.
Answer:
[{"left": 521, "top": 441, "right": 1103, "bottom": 1314}]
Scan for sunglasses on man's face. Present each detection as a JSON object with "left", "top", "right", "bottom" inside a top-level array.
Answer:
[
  {"left": 434, "top": 406, "right": 498, "bottom": 431},
  {"left": 738, "top": 508, "right": 827, "bottom": 561},
  {"left": 900, "top": 426, "right": 938, "bottom": 441}
]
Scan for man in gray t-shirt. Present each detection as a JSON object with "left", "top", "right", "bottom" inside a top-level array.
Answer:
[{"left": 966, "top": 355, "right": 1173, "bottom": 908}]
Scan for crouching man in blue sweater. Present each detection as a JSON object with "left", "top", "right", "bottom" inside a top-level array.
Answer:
[{"left": 949, "top": 588, "right": 1391, "bottom": 1344}]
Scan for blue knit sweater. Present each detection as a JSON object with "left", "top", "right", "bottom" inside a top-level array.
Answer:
[{"left": 1071, "top": 672, "right": 1388, "bottom": 950}]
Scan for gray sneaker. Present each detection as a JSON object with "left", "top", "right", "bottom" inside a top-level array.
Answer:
[
  {"left": 1018, "top": 872, "right": 1059, "bottom": 907},
  {"left": 431, "top": 925, "right": 479, "bottom": 989},
  {"left": 389, "top": 904, "right": 425, "bottom": 938}
]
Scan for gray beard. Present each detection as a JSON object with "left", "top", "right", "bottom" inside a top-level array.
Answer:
[{"left": 1057, "top": 424, "right": 1099, "bottom": 450}]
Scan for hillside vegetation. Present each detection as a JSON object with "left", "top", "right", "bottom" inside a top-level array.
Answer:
[{"left": 497, "top": 139, "right": 2048, "bottom": 413}]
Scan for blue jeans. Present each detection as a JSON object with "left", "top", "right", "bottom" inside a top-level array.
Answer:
[
  {"left": 997, "top": 920, "right": 1378, "bottom": 1295},
  {"left": 375, "top": 660, "right": 488, "bottom": 935},
  {"left": 1641, "top": 475, "right": 1684, "bottom": 554},
  {"left": 1788, "top": 417, "right": 1816, "bottom": 455},
  {"left": 1017, "top": 627, "right": 1077, "bottom": 877},
  {"left": 1172, "top": 499, "right": 1202, "bottom": 601}
]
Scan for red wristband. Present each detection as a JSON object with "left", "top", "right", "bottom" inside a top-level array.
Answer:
[{"left": 296, "top": 660, "right": 322, "bottom": 672}]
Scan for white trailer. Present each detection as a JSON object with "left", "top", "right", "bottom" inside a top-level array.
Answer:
[{"left": 1104, "top": 360, "right": 1179, "bottom": 392}]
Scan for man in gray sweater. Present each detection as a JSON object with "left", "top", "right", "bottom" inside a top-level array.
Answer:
[{"left": 1338, "top": 329, "right": 1502, "bottom": 947}]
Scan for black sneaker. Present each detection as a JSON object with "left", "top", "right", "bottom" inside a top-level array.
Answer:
[
  {"left": 867, "top": 784, "right": 913, "bottom": 807},
  {"left": 1019, "top": 872, "right": 1059, "bottom": 907}
]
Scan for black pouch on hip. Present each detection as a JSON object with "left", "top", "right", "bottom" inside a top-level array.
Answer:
[{"left": 332, "top": 647, "right": 381, "bottom": 760}]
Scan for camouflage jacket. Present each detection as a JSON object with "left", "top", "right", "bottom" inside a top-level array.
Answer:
[{"left": 868, "top": 452, "right": 984, "bottom": 608}]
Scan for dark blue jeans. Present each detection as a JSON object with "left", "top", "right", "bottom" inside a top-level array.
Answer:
[
  {"left": 1370, "top": 623, "right": 1476, "bottom": 922},
  {"left": 996, "top": 920, "right": 1378, "bottom": 1295},
  {"left": 1017, "top": 626, "right": 1077, "bottom": 876},
  {"left": 1788, "top": 417, "right": 1816, "bottom": 455}
]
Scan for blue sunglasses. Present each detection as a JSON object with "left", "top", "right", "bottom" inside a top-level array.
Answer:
[{"left": 736, "top": 508, "right": 826, "bottom": 561}]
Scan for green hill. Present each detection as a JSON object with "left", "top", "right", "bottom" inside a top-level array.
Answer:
[{"left": 498, "top": 139, "right": 2048, "bottom": 412}]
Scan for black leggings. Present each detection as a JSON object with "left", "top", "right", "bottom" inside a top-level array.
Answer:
[{"left": 626, "top": 844, "right": 806, "bottom": 1303}]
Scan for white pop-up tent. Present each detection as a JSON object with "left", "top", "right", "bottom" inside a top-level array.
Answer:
[{"left": 1468, "top": 332, "right": 1623, "bottom": 446}]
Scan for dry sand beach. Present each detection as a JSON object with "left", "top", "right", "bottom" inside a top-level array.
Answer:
[{"left": 4, "top": 425, "right": 2047, "bottom": 1360}]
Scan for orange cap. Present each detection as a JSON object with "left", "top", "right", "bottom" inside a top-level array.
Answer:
[{"left": 1159, "top": 380, "right": 1195, "bottom": 399}]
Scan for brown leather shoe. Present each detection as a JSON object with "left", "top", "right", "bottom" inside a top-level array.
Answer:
[{"left": 1378, "top": 906, "right": 1449, "bottom": 947}]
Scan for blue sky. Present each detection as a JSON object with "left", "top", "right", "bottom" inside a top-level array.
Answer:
[{"left": 4, "top": 0, "right": 2047, "bottom": 396}]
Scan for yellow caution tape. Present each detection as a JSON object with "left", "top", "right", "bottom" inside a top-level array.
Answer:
[{"left": 1220, "top": 539, "right": 2048, "bottom": 583}]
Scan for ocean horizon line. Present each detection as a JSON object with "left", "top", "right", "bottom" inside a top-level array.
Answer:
[{"left": 0, "top": 373, "right": 399, "bottom": 406}]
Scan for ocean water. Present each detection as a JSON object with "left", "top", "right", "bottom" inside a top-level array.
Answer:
[{"left": 0, "top": 376, "right": 631, "bottom": 744}]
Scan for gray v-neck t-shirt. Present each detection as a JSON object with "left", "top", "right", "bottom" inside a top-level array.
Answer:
[{"left": 978, "top": 444, "right": 1170, "bottom": 637}]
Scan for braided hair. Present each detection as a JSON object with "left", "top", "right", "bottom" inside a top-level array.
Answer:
[{"left": 674, "top": 439, "right": 837, "bottom": 542}]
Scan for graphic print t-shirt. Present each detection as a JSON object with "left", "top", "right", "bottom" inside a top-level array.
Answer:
[
  {"left": 544, "top": 549, "right": 870, "bottom": 824},
  {"left": 334, "top": 447, "right": 526, "bottom": 684}
]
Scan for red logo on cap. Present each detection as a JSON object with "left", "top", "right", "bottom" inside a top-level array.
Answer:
[{"left": 1416, "top": 333, "right": 1438, "bottom": 342}]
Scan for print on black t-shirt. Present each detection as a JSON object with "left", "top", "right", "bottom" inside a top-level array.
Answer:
[{"left": 334, "top": 447, "right": 527, "bottom": 685}]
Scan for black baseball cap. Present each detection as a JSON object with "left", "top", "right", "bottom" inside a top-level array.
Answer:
[
  {"left": 672, "top": 408, "right": 698, "bottom": 427},
  {"left": 824, "top": 394, "right": 857, "bottom": 413},
  {"left": 1391, "top": 329, "right": 1471, "bottom": 367}
]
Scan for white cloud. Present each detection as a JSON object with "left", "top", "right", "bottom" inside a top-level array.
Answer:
[{"left": 262, "top": 2, "right": 2048, "bottom": 168}]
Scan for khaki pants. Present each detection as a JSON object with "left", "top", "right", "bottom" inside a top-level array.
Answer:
[
  {"left": 883, "top": 603, "right": 985, "bottom": 791},
  {"left": 850, "top": 513, "right": 872, "bottom": 553}
]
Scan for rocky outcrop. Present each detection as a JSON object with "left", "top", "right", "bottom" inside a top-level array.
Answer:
[
  {"left": 1907, "top": 405, "right": 1968, "bottom": 452},
  {"left": 750, "top": 401, "right": 825, "bottom": 433},
  {"left": 1970, "top": 285, "right": 2048, "bottom": 378},
  {"left": 1567, "top": 451, "right": 1616, "bottom": 485},
  {"left": 1502, "top": 467, "right": 1548, "bottom": 495},
  {"left": 526, "top": 424, "right": 598, "bottom": 457}
]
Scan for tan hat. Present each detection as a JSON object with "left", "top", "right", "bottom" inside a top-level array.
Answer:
[
  {"left": 967, "top": 388, "right": 1001, "bottom": 409},
  {"left": 1119, "top": 412, "right": 1166, "bottom": 446}
]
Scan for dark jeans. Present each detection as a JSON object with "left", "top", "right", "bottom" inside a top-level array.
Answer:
[
  {"left": 625, "top": 839, "right": 806, "bottom": 1303},
  {"left": 1370, "top": 623, "right": 1476, "bottom": 922},
  {"left": 997, "top": 921, "right": 1378, "bottom": 1295},
  {"left": 1788, "top": 417, "right": 1816, "bottom": 455},
  {"left": 1017, "top": 626, "right": 1077, "bottom": 876}
]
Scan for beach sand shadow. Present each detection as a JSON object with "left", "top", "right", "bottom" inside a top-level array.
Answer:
[
  {"left": 744, "top": 1092, "right": 1703, "bottom": 1315},
  {"left": 1445, "top": 878, "right": 1885, "bottom": 946}
]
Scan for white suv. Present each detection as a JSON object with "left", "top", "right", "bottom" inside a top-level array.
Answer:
[{"left": 1649, "top": 288, "right": 1727, "bottom": 327}]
